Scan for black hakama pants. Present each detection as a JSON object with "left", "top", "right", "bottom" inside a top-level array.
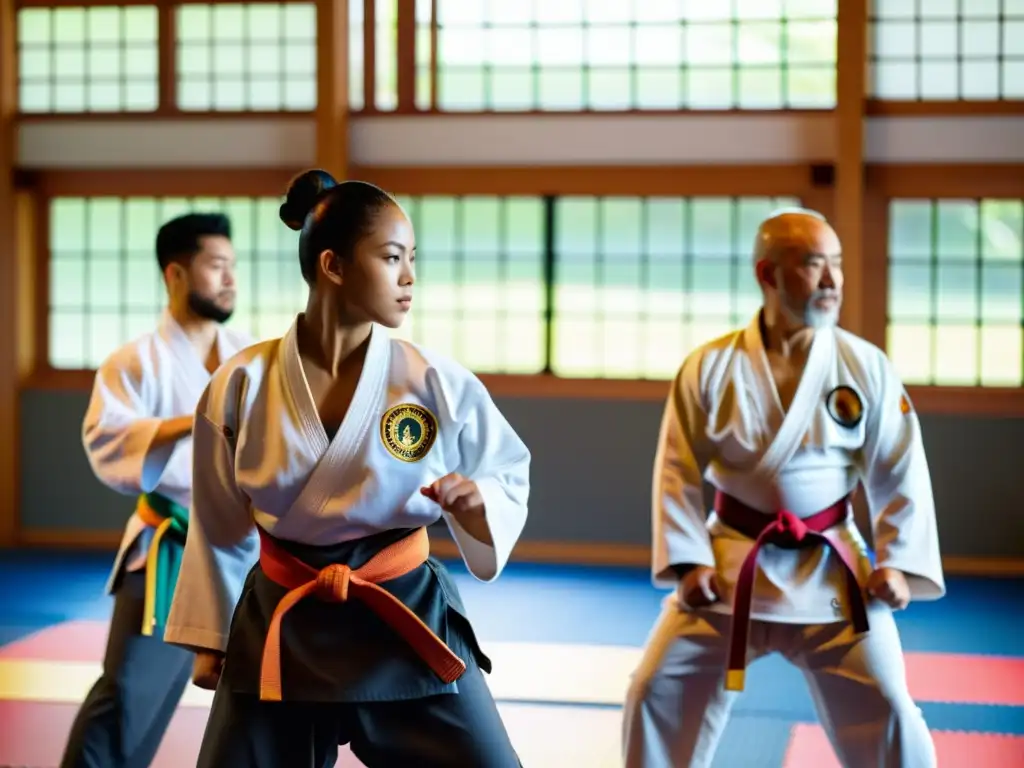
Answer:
[
  {"left": 59, "top": 569, "right": 193, "bottom": 768},
  {"left": 196, "top": 527, "right": 522, "bottom": 768}
]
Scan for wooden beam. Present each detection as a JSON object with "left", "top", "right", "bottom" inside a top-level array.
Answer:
[
  {"left": 315, "top": 0, "right": 350, "bottom": 179},
  {"left": 834, "top": 0, "right": 868, "bottom": 337},
  {"left": 0, "top": 0, "right": 17, "bottom": 547},
  {"left": 395, "top": 0, "right": 416, "bottom": 112}
]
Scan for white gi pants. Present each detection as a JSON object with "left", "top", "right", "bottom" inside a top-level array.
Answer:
[{"left": 622, "top": 600, "right": 936, "bottom": 768}]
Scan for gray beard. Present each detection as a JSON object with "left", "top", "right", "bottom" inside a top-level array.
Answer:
[{"left": 780, "top": 289, "right": 839, "bottom": 329}]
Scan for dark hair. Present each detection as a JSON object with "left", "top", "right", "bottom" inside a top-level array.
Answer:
[
  {"left": 279, "top": 169, "right": 397, "bottom": 285},
  {"left": 155, "top": 212, "right": 231, "bottom": 272}
]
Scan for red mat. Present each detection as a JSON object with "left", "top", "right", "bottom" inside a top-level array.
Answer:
[
  {"left": 0, "top": 700, "right": 367, "bottom": 768},
  {"left": 783, "top": 723, "right": 1024, "bottom": 767},
  {"left": 4, "top": 621, "right": 1024, "bottom": 706},
  {"left": 904, "top": 652, "right": 1024, "bottom": 706}
]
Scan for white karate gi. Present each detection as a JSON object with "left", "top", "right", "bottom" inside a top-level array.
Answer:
[
  {"left": 65, "top": 311, "right": 253, "bottom": 768},
  {"left": 622, "top": 312, "right": 944, "bottom": 768},
  {"left": 83, "top": 311, "right": 254, "bottom": 593},
  {"left": 164, "top": 316, "right": 531, "bottom": 654}
]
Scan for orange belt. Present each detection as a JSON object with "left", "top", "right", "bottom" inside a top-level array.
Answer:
[
  {"left": 135, "top": 497, "right": 164, "bottom": 529},
  {"left": 256, "top": 525, "right": 467, "bottom": 701},
  {"left": 134, "top": 496, "right": 178, "bottom": 637}
]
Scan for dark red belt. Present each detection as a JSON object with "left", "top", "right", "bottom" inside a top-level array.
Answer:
[{"left": 715, "top": 491, "right": 869, "bottom": 692}]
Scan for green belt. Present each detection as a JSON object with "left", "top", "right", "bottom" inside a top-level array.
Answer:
[{"left": 136, "top": 492, "right": 188, "bottom": 636}]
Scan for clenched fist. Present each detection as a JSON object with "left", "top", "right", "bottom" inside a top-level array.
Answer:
[
  {"left": 421, "top": 473, "right": 484, "bottom": 519},
  {"left": 192, "top": 649, "right": 224, "bottom": 690},
  {"left": 866, "top": 567, "right": 910, "bottom": 610},
  {"left": 421, "top": 473, "right": 491, "bottom": 545}
]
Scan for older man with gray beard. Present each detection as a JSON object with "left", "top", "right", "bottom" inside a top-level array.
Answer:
[{"left": 621, "top": 209, "right": 944, "bottom": 768}]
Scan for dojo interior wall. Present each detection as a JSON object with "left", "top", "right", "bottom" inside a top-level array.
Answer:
[{"left": 2, "top": 0, "right": 1023, "bottom": 574}]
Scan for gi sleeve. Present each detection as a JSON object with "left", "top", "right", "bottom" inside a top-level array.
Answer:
[
  {"left": 164, "top": 382, "right": 259, "bottom": 653},
  {"left": 652, "top": 354, "right": 716, "bottom": 588},
  {"left": 445, "top": 378, "right": 531, "bottom": 583},
  {"left": 82, "top": 350, "right": 186, "bottom": 499},
  {"left": 858, "top": 359, "right": 945, "bottom": 601}
]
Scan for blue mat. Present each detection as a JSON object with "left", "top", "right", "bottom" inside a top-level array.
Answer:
[{"left": 1, "top": 551, "right": 1022, "bottom": 656}]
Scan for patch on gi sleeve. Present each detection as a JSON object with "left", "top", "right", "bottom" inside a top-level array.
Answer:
[{"left": 899, "top": 390, "right": 913, "bottom": 415}]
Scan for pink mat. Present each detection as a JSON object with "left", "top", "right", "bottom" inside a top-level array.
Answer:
[
  {"left": 0, "top": 620, "right": 109, "bottom": 662},
  {"left": 904, "top": 652, "right": 1024, "bottom": 706},
  {"left": 0, "top": 700, "right": 367, "bottom": 768},
  {"left": 4, "top": 620, "right": 1024, "bottom": 706},
  {"left": 783, "top": 723, "right": 1024, "bottom": 767}
]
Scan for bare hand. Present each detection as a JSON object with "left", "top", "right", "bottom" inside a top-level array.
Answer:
[
  {"left": 421, "top": 473, "right": 484, "bottom": 520},
  {"left": 192, "top": 650, "right": 224, "bottom": 690},
  {"left": 677, "top": 566, "right": 722, "bottom": 610},
  {"left": 421, "top": 473, "right": 491, "bottom": 545},
  {"left": 866, "top": 567, "right": 910, "bottom": 610}
]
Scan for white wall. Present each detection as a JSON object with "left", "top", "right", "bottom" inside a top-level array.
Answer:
[{"left": 17, "top": 114, "right": 1024, "bottom": 169}]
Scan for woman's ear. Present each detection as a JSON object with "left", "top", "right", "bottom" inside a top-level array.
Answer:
[{"left": 319, "top": 249, "right": 343, "bottom": 286}]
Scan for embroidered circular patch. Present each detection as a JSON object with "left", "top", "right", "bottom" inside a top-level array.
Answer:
[
  {"left": 380, "top": 403, "right": 438, "bottom": 462},
  {"left": 826, "top": 385, "right": 864, "bottom": 428}
]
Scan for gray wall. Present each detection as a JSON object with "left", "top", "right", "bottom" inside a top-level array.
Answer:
[{"left": 17, "top": 390, "right": 1024, "bottom": 558}]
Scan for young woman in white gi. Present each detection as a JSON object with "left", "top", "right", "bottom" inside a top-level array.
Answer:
[
  {"left": 62, "top": 213, "right": 253, "bottom": 768},
  {"left": 164, "top": 170, "right": 529, "bottom": 767}
]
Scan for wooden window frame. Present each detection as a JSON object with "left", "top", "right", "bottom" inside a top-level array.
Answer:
[
  {"left": 23, "top": 163, "right": 828, "bottom": 400},
  {"left": 16, "top": 0, "right": 1024, "bottom": 119},
  {"left": 15, "top": 0, "right": 321, "bottom": 120},
  {"left": 862, "top": 164, "right": 1024, "bottom": 418},
  {"left": 22, "top": 162, "right": 1024, "bottom": 417},
  {"left": 864, "top": 0, "right": 1024, "bottom": 116}
]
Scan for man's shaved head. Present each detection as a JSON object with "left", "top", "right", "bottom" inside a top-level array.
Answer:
[
  {"left": 753, "top": 208, "right": 832, "bottom": 265},
  {"left": 753, "top": 208, "right": 843, "bottom": 330}
]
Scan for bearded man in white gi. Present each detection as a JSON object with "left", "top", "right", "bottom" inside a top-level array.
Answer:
[
  {"left": 621, "top": 209, "right": 944, "bottom": 768},
  {"left": 61, "top": 212, "right": 254, "bottom": 768}
]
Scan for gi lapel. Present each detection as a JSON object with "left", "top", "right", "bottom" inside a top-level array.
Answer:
[
  {"left": 281, "top": 320, "right": 391, "bottom": 519},
  {"left": 745, "top": 315, "right": 835, "bottom": 485},
  {"left": 158, "top": 311, "right": 213, "bottom": 405}
]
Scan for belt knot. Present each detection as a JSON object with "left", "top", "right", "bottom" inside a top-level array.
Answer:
[
  {"left": 768, "top": 510, "right": 809, "bottom": 545},
  {"left": 315, "top": 563, "right": 351, "bottom": 602}
]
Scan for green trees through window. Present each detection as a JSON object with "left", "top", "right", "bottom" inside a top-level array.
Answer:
[
  {"left": 888, "top": 199, "right": 1024, "bottom": 386},
  {"left": 869, "top": 0, "right": 1024, "bottom": 100},
  {"left": 17, "top": 5, "right": 159, "bottom": 113},
  {"left": 48, "top": 197, "right": 303, "bottom": 368},
  {"left": 48, "top": 194, "right": 797, "bottom": 378},
  {"left": 414, "top": 0, "right": 838, "bottom": 111},
  {"left": 175, "top": 3, "right": 318, "bottom": 111}
]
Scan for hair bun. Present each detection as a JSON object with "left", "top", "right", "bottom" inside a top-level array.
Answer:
[{"left": 279, "top": 169, "right": 338, "bottom": 231}]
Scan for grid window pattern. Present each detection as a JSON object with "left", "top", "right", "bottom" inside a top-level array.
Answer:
[
  {"left": 415, "top": 0, "right": 432, "bottom": 109},
  {"left": 391, "top": 196, "right": 547, "bottom": 375},
  {"left": 888, "top": 199, "right": 1023, "bottom": 387},
  {"left": 375, "top": 0, "right": 398, "bottom": 110},
  {"left": 49, "top": 194, "right": 811, "bottom": 381},
  {"left": 416, "top": 0, "right": 837, "bottom": 111},
  {"left": 348, "top": 0, "right": 401, "bottom": 110},
  {"left": 17, "top": 6, "right": 159, "bottom": 114},
  {"left": 552, "top": 196, "right": 800, "bottom": 379},
  {"left": 176, "top": 3, "right": 318, "bottom": 112},
  {"left": 48, "top": 197, "right": 302, "bottom": 370},
  {"left": 869, "top": 0, "right": 1024, "bottom": 100},
  {"left": 349, "top": 0, "right": 365, "bottom": 109}
]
